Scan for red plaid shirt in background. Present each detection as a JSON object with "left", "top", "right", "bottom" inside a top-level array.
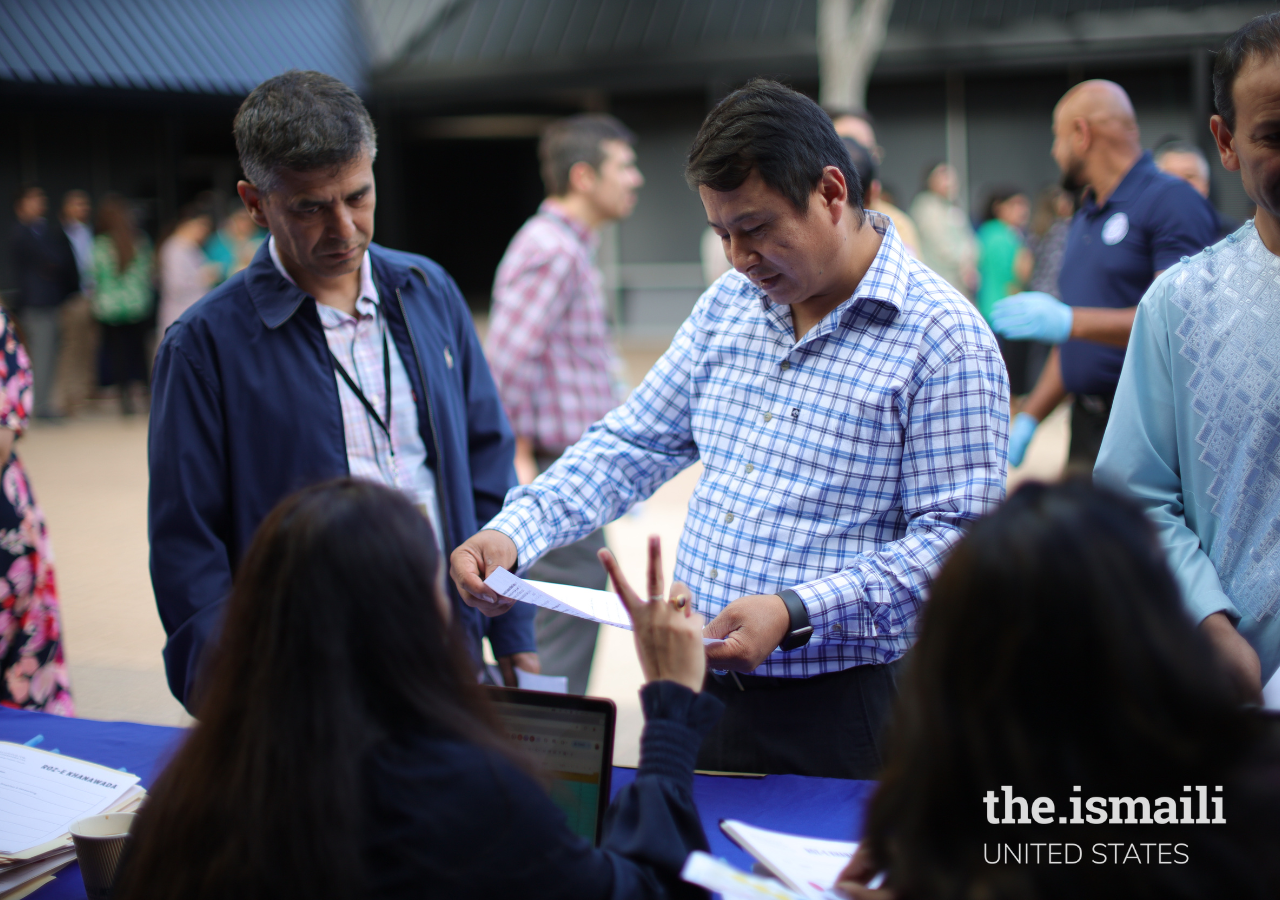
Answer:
[{"left": 486, "top": 201, "right": 624, "bottom": 452}]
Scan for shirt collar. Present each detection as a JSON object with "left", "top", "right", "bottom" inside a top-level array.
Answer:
[
  {"left": 749, "top": 210, "right": 908, "bottom": 343},
  {"left": 268, "top": 235, "right": 379, "bottom": 315},
  {"left": 538, "top": 199, "right": 599, "bottom": 253},
  {"left": 1083, "top": 150, "right": 1155, "bottom": 214}
]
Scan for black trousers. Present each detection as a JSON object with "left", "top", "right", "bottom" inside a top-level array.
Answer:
[
  {"left": 696, "top": 657, "right": 904, "bottom": 780},
  {"left": 1067, "top": 392, "right": 1114, "bottom": 474}
]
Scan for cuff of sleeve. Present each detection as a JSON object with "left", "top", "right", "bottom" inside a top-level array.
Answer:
[
  {"left": 1186, "top": 588, "right": 1242, "bottom": 626},
  {"left": 791, "top": 574, "right": 878, "bottom": 641},
  {"left": 483, "top": 498, "right": 550, "bottom": 574},
  {"left": 637, "top": 682, "right": 724, "bottom": 785}
]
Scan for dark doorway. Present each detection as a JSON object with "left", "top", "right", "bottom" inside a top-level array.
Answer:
[{"left": 399, "top": 137, "right": 544, "bottom": 311}]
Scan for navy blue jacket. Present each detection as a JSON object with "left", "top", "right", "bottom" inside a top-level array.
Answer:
[{"left": 149, "top": 241, "right": 535, "bottom": 709}]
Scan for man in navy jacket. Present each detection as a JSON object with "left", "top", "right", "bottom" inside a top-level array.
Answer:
[{"left": 149, "top": 71, "right": 536, "bottom": 712}]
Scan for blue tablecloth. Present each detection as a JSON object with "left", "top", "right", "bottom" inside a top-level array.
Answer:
[{"left": 0, "top": 707, "right": 874, "bottom": 898}]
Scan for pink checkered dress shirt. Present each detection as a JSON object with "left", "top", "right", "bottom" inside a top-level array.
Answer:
[{"left": 487, "top": 201, "right": 623, "bottom": 452}]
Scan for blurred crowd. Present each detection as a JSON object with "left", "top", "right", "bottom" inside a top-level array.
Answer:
[{"left": 6, "top": 186, "right": 263, "bottom": 418}]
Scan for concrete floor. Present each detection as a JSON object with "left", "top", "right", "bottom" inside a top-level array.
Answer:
[{"left": 17, "top": 343, "right": 1077, "bottom": 765}]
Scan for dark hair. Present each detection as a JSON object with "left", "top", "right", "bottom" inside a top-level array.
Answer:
[
  {"left": 94, "top": 193, "right": 138, "bottom": 273},
  {"left": 841, "top": 137, "right": 878, "bottom": 192},
  {"left": 862, "top": 480, "right": 1278, "bottom": 898},
  {"left": 982, "top": 185, "right": 1025, "bottom": 223},
  {"left": 539, "top": 113, "right": 635, "bottom": 197},
  {"left": 114, "top": 479, "right": 507, "bottom": 900},
  {"left": 1213, "top": 12, "right": 1280, "bottom": 131},
  {"left": 686, "top": 78, "right": 863, "bottom": 216},
  {"left": 234, "top": 70, "right": 377, "bottom": 192}
]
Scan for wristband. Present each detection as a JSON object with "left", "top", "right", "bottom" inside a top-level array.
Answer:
[{"left": 777, "top": 589, "right": 813, "bottom": 652}]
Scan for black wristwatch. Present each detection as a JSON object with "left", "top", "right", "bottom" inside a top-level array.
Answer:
[{"left": 776, "top": 589, "right": 813, "bottom": 652}]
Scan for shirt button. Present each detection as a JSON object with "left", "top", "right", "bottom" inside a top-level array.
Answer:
[
  {"left": 745, "top": 463, "right": 754, "bottom": 474},
  {"left": 709, "top": 568, "right": 719, "bottom": 579},
  {"left": 724, "top": 513, "right": 734, "bottom": 524},
  {"left": 780, "top": 359, "right": 790, "bottom": 371},
  {"left": 832, "top": 623, "right": 843, "bottom": 632},
  {"left": 763, "top": 411, "right": 773, "bottom": 423}
]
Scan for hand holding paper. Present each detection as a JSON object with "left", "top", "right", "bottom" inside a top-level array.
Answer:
[
  {"left": 449, "top": 529, "right": 520, "bottom": 615},
  {"left": 598, "top": 536, "right": 708, "bottom": 693}
]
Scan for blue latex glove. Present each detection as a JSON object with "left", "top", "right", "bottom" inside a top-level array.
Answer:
[
  {"left": 1008, "top": 412, "right": 1039, "bottom": 467},
  {"left": 991, "top": 291, "right": 1074, "bottom": 344}
]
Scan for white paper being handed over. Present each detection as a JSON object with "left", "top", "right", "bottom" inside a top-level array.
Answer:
[{"left": 483, "top": 568, "right": 724, "bottom": 645}]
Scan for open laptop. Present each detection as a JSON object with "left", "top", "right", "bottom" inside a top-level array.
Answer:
[{"left": 485, "top": 686, "right": 616, "bottom": 845}]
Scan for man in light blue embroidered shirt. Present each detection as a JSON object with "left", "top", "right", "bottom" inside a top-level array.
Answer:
[
  {"left": 451, "top": 80, "right": 1009, "bottom": 778},
  {"left": 1096, "top": 15, "right": 1280, "bottom": 703}
]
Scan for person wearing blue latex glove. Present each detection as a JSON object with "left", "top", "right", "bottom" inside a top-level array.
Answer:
[
  {"left": 990, "top": 291, "right": 1074, "bottom": 344},
  {"left": 1005, "top": 79, "right": 1218, "bottom": 470},
  {"left": 1007, "top": 411, "right": 1040, "bottom": 467}
]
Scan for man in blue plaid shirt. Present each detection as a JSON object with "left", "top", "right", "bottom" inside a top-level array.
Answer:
[{"left": 453, "top": 80, "right": 1009, "bottom": 778}]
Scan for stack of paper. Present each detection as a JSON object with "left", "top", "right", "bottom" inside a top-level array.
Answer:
[
  {"left": 484, "top": 569, "right": 725, "bottom": 645},
  {"left": 0, "top": 742, "right": 146, "bottom": 899},
  {"left": 719, "top": 820, "right": 861, "bottom": 900}
]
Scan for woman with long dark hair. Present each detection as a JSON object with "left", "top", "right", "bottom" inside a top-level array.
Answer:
[
  {"left": 115, "top": 478, "right": 719, "bottom": 899},
  {"left": 839, "top": 480, "right": 1280, "bottom": 899}
]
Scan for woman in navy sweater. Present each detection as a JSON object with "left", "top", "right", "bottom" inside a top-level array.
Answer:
[{"left": 115, "top": 478, "right": 720, "bottom": 899}]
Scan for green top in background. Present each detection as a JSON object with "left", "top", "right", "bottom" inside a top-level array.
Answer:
[
  {"left": 92, "top": 235, "right": 154, "bottom": 325},
  {"left": 975, "top": 218, "right": 1023, "bottom": 324}
]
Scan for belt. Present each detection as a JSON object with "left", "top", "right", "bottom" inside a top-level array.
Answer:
[{"left": 710, "top": 661, "right": 895, "bottom": 692}]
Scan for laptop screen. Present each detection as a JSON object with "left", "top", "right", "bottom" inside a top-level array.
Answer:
[{"left": 486, "top": 687, "right": 615, "bottom": 845}]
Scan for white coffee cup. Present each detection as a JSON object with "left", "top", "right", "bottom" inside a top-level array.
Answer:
[{"left": 69, "top": 813, "right": 136, "bottom": 900}]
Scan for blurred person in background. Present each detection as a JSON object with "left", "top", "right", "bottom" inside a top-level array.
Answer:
[
  {"left": 149, "top": 71, "right": 535, "bottom": 712},
  {"left": 836, "top": 480, "right": 1280, "bottom": 900},
  {"left": 989, "top": 81, "right": 1216, "bottom": 470},
  {"left": 8, "top": 185, "right": 78, "bottom": 419},
  {"left": 976, "top": 187, "right": 1036, "bottom": 403},
  {"left": 1155, "top": 139, "right": 1238, "bottom": 238},
  {"left": 910, "top": 162, "right": 977, "bottom": 297},
  {"left": 1096, "top": 13, "right": 1280, "bottom": 708},
  {"left": 54, "top": 189, "right": 98, "bottom": 416},
  {"left": 0, "top": 305, "right": 72, "bottom": 715},
  {"left": 1026, "top": 186, "right": 1075, "bottom": 301},
  {"left": 156, "top": 200, "right": 220, "bottom": 338},
  {"left": 92, "top": 193, "right": 154, "bottom": 415},
  {"left": 486, "top": 114, "right": 642, "bottom": 695},
  {"left": 205, "top": 206, "right": 263, "bottom": 282},
  {"left": 830, "top": 109, "right": 922, "bottom": 256}
]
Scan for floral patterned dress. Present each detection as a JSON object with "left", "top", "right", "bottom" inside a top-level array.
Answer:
[{"left": 0, "top": 310, "right": 72, "bottom": 714}]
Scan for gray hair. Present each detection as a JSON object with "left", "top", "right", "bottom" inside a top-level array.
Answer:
[
  {"left": 1153, "top": 140, "right": 1209, "bottom": 182},
  {"left": 234, "top": 70, "right": 377, "bottom": 193}
]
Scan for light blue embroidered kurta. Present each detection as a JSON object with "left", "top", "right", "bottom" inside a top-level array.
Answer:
[{"left": 1096, "top": 221, "right": 1280, "bottom": 681}]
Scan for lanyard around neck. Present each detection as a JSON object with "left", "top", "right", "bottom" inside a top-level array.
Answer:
[{"left": 328, "top": 325, "right": 393, "bottom": 448}]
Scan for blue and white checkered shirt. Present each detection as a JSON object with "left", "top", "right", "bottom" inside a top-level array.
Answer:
[{"left": 485, "top": 213, "right": 1009, "bottom": 677}]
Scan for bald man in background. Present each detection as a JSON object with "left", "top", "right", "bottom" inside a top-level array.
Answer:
[{"left": 989, "top": 80, "right": 1217, "bottom": 469}]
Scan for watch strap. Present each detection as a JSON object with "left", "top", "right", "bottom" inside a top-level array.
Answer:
[{"left": 777, "top": 589, "right": 813, "bottom": 652}]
